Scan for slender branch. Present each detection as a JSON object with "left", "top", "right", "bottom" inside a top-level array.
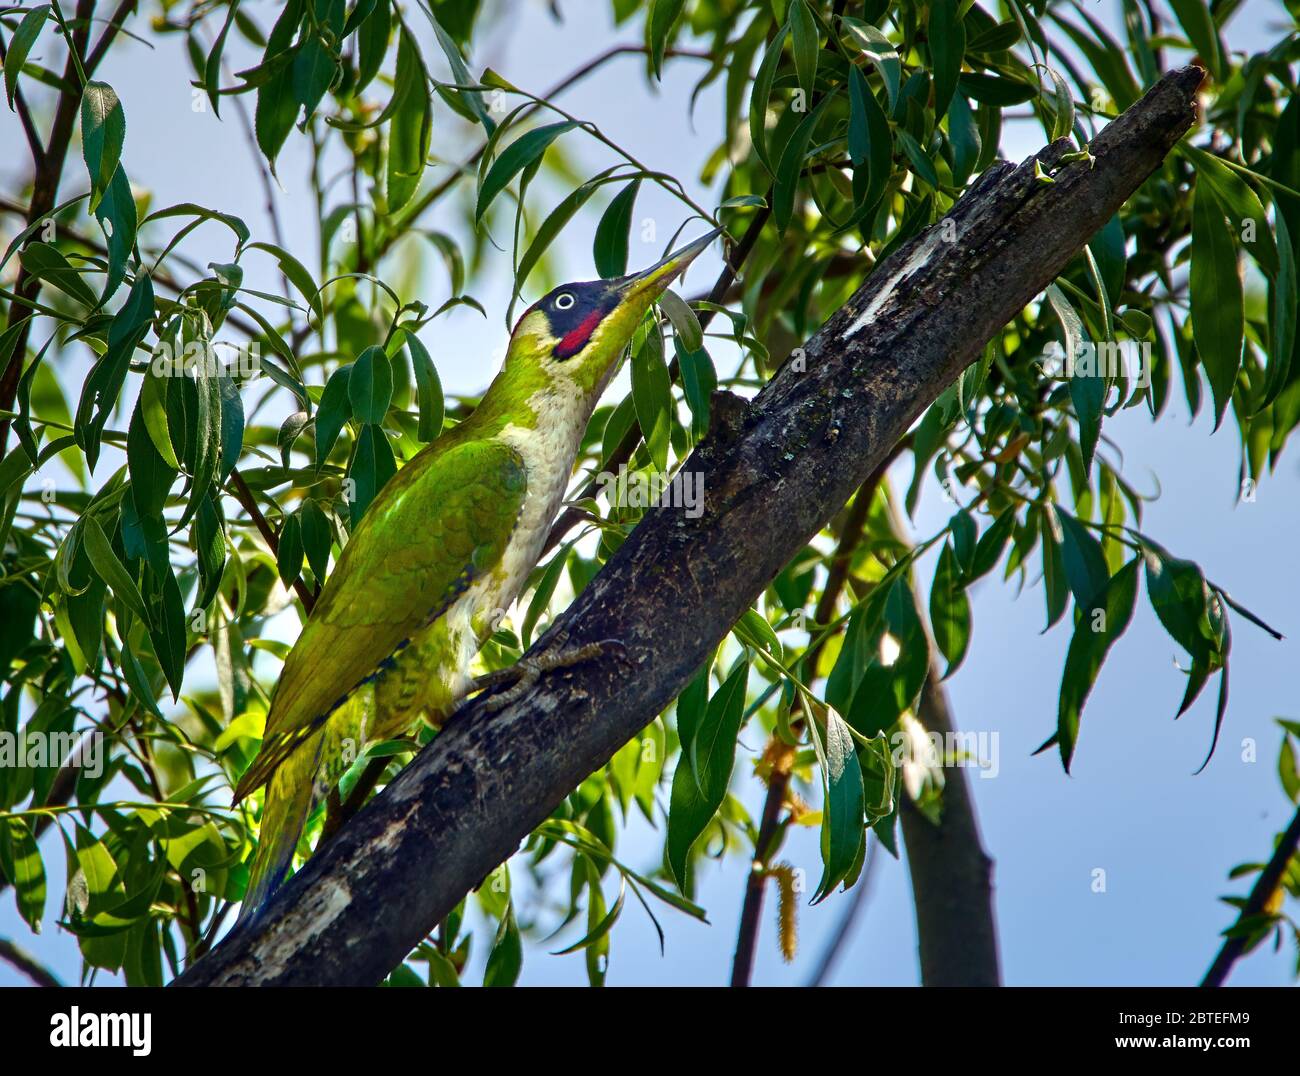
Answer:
[
  {"left": 1201, "top": 803, "right": 1300, "bottom": 987},
  {"left": 0, "top": 0, "right": 129, "bottom": 453},
  {"left": 84, "top": 0, "right": 135, "bottom": 72},
  {"left": 806, "top": 839, "right": 879, "bottom": 986},
  {"left": 0, "top": 35, "right": 45, "bottom": 165},
  {"left": 0, "top": 937, "right": 62, "bottom": 987},
  {"left": 176, "top": 68, "right": 1204, "bottom": 986},
  {"left": 228, "top": 469, "right": 316, "bottom": 612}
]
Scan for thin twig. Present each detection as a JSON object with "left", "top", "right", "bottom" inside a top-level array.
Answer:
[
  {"left": 0, "top": 0, "right": 127, "bottom": 453},
  {"left": 807, "top": 836, "right": 879, "bottom": 986},
  {"left": 0, "top": 36, "right": 45, "bottom": 165},
  {"left": 228, "top": 468, "right": 316, "bottom": 612}
]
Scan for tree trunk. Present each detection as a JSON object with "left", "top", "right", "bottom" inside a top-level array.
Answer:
[{"left": 176, "top": 67, "right": 1204, "bottom": 987}]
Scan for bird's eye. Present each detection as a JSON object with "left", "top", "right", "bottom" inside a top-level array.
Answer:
[{"left": 554, "top": 292, "right": 575, "bottom": 310}]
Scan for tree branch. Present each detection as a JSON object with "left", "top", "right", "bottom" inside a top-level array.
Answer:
[
  {"left": 228, "top": 469, "right": 316, "bottom": 613},
  {"left": 1200, "top": 802, "right": 1300, "bottom": 987},
  {"left": 0, "top": 0, "right": 131, "bottom": 454},
  {"left": 176, "top": 67, "right": 1204, "bottom": 986},
  {"left": 0, "top": 937, "right": 62, "bottom": 987}
]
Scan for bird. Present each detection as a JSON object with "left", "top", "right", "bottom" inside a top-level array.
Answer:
[{"left": 232, "top": 227, "right": 722, "bottom": 922}]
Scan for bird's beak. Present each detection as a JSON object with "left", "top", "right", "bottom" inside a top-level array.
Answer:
[{"left": 612, "top": 226, "right": 723, "bottom": 306}]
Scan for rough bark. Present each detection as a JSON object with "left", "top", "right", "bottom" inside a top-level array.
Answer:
[{"left": 176, "top": 67, "right": 1204, "bottom": 987}]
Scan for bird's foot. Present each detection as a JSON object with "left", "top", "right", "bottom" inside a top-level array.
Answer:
[{"left": 470, "top": 638, "right": 629, "bottom": 713}]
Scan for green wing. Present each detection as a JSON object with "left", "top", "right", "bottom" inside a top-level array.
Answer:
[{"left": 234, "top": 437, "right": 526, "bottom": 800}]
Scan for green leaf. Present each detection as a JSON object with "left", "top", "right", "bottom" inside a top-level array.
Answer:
[
  {"left": 1054, "top": 507, "right": 1111, "bottom": 610},
  {"left": 968, "top": 507, "right": 1015, "bottom": 581},
  {"left": 246, "top": 241, "right": 323, "bottom": 326},
  {"left": 483, "top": 901, "right": 522, "bottom": 986},
  {"left": 299, "top": 499, "right": 332, "bottom": 581},
  {"left": 347, "top": 423, "right": 396, "bottom": 526},
  {"left": 1141, "top": 543, "right": 1218, "bottom": 662},
  {"left": 773, "top": 93, "right": 833, "bottom": 231},
  {"left": 18, "top": 242, "right": 99, "bottom": 308},
  {"left": 315, "top": 363, "right": 353, "bottom": 467},
  {"left": 76, "top": 272, "right": 153, "bottom": 469},
  {"left": 522, "top": 548, "right": 568, "bottom": 648},
  {"left": 594, "top": 179, "right": 640, "bottom": 278},
  {"left": 748, "top": 24, "right": 789, "bottom": 176},
  {"left": 812, "top": 707, "right": 866, "bottom": 902},
  {"left": 1047, "top": 284, "right": 1103, "bottom": 476},
  {"left": 1264, "top": 210, "right": 1297, "bottom": 408},
  {"left": 93, "top": 164, "right": 137, "bottom": 301},
  {"left": 1048, "top": 66, "right": 1074, "bottom": 142},
  {"left": 1189, "top": 183, "right": 1244, "bottom": 428},
  {"left": 82, "top": 515, "right": 148, "bottom": 622},
  {"left": 349, "top": 345, "right": 393, "bottom": 424},
  {"left": 1166, "top": 0, "right": 1221, "bottom": 80},
  {"left": 404, "top": 331, "right": 444, "bottom": 442},
  {"left": 667, "top": 659, "right": 748, "bottom": 886},
  {"left": 355, "top": 0, "right": 391, "bottom": 93},
  {"left": 277, "top": 509, "right": 304, "bottom": 587},
  {"left": 417, "top": 2, "right": 494, "bottom": 133},
  {"left": 630, "top": 321, "right": 671, "bottom": 472},
  {"left": 788, "top": 0, "right": 819, "bottom": 102},
  {"left": 292, "top": 35, "right": 336, "bottom": 118},
  {"left": 845, "top": 578, "right": 929, "bottom": 737},
  {"left": 251, "top": 0, "right": 304, "bottom": 170},
  {"left": 840, "top": 17, "right": 900, "bottom": 111},
  {"left": 476, "top": 121, "right": 578, "bottom": 225},
  {"left": 927, "top": 0, "right": 965, "bottom": 120},
  {"left": 847, "top": 64, "right": 891, "bottom": 213},
  {"left": 4, "top": 5, "right": 49, "bottom": 109},
  {"left": 946, "top": 92, "right": 981, "bottom": 186},
  {"left": 957, "top": 71, "right": 1036, "bottom": 106},
  {"left": 657, "top": 288, "right": 702, "bottom": 352},
  {"left": 78, "top": 89, "right": 122, "bottom": 187},
  {"left": 647, "top": 0, "right": 685, "bottom": 79},
  {"left": 217, "top": 373, "right": 244, "bottom": 481},
  {"left": 387, "top": 28, "right": 433, "bottom": 214},
  {"left": 1, "top": 817, "right": 46, "bottom": 932},
  {"left": 194, "top": 493, "right": 226, "bottom": 608},
  {"left": 1182, "top": 147, "right": 1279, "bottom": 278},
  {"left": 1056, "top": 557, "right": 1140, "bottom": 771},
  {"left": 1041, "top": 506, "right": 1069, "bottom": 630},
  {"left": 675, "top": 339, "right": 716, "bottom": 440},
  {"left": 930, "top": 542, "right": 971, "bottom": 677},
  {"left": 513, "top": 175, "right": 604, "bottom": 299}
]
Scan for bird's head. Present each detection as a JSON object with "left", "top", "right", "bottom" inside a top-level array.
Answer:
[{"left": 497, "top": 227, "right": 722, "bottom": 409}]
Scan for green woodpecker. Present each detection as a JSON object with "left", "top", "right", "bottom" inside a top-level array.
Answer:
[{"left": 233, "top": 228, "right": 721, "bottom": 920}]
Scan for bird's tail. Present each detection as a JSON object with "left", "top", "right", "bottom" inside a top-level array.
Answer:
[{"left": 237, "top": 731, "right": 323, "bottom": 925}]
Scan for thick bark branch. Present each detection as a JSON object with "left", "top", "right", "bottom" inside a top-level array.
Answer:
[{"left": 177, "top": 67, "right": 1203, "bottom": 987}]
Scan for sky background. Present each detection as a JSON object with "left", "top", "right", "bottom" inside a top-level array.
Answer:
[{"left": 1, "top": 0, "right": 1297, "bottom": 986}]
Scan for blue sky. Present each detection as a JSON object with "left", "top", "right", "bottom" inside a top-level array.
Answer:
[{"left": 1, "top": 0, "right": 1296, "bottom": 986}]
